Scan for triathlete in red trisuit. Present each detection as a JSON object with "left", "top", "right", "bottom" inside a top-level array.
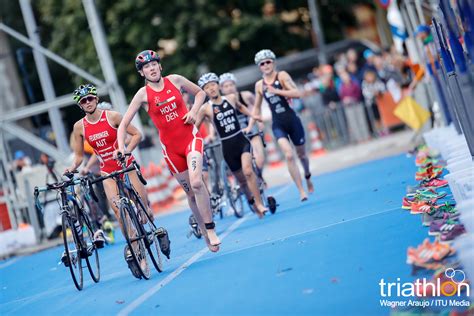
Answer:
[
  {"left": 66, "top": 84, "right": 170, "bottom": 277},
  {"left": 117, "top": 50, "right": 221, "bottom": 252}
]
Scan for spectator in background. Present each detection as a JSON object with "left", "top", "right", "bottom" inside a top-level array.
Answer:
[
  {"left": 360, "top": 49, "right": 377, "bottom": 80},
  {"left": 347, "top": 48, "right": 364, "bottom": 70},
  {"left": 320, "top": 72, "right": 349, "bottom": 144},
  {"left": 362, "top": 69, "right": 386, "bottom": 136},
  {"left": 338, "top": 71, "right": 370, "bottom": 142},
  {"left": 338, "top": 71, "right": 361, "bottom": 104},
  {"left": 373, "top": 53, "right": 403, "bottom": 85},
  {"left": 320, "top": 72, "right": 340, "bottom": 108},
  {"left": 346, "top": 62, "right": 361, "bottom": 84},
  {"left": 13, "top": 150, "right": 32, "bottom": 172}
]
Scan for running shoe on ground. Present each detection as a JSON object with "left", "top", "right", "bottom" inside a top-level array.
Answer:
[
  {"left": 407, "top": 239, "right": 455, "bottom": 265},
  {"left": 440, "top": 224, "right": 466, "bottom": 242},
  {"left": 422, "top": 211, "right": 459, "bottom": 227},
  {"left": 429, "top": 219, "right": 460, "bottom": 236},
  {"left": 420, "top": 178, "right": 448, "bottom": 189},
  {"left": 410, "top": 201, "right": 435, "bottom": 215}
]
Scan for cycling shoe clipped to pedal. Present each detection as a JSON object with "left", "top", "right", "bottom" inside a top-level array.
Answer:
[
  {"left": 93, "top": 230, "right": 106, "bottom": 249},
  {"left": 60, "top": 251, "right": 70, "bottom": 267},
  {"left": 156, "top": 227, "right": 171, "bottom": 259},
  {"left": 124, "top": 245, "right": 142, "bottom": 279}
]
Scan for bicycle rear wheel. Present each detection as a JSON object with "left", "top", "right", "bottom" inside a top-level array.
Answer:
[
  {"left": 80, "top": 210, "right": 100, "bottom": 282},
  {"left": 139, "top": 203, "right": 164, "bottom": 273},
  {"left": 221, "top": 163, "right": 244, "bottom": 218},
  {"left": 62, "top": 213, "right": 83, "bottom": 291},
  {"left": 120, "top": 202, "right": 150, "bottom": 279}
]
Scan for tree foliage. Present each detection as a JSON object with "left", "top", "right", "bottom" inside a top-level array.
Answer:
[{"left": 2, "top": 0, "right": 367, "bottom": 101}]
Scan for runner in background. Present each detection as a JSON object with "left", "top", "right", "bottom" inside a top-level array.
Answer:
[{"left": 248, "top": 49, "right": 314, "bottom": 201}]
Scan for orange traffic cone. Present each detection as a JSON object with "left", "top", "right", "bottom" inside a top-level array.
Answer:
[{"left": 308, "top": 122, "right": 326, "bottom": 157}]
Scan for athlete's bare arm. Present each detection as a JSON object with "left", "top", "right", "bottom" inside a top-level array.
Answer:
[
  {"left": 108, "top": 111, "right": 142, "bottom": 153},
  {"left": 195, "top": 102, "right": 211, "bottom": 129},
  {"left": 266, "top": 71, "right": 301, "bottom": 98},
  {"left": 241, "top": 91, "right": 256, "bottom": 111},
  {"left": 228, "top": 94, "right": 261, "bottom": 121},
  {"left": 247, "top": 80, "right": 264, "bottom": 131},
  {"left": 66, "top": 121, "right": 85, "bottom": 172},
  {"left": 168, "top": 74, "right": 206, "bottom": 124},
  {"left": 117, "top": 87, "right": 147, "bottom": 153}
]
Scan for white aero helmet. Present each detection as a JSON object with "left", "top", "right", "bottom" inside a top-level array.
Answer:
[
  {"left": 198, "top": 72, "right": 219, "bottom": 88},
  {"left": 97, "top": 101, "right": 112, "bottom": 110},
  {"left": 219, "top": 73, "right": 236, "bottom": 85},
  {"left": 254, "top": 49, "right": 276, "bottom": 65}
]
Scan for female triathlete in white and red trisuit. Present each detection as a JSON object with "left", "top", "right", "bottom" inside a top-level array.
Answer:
[
  {"left": 66, "top": 84, "right": 167, "bottom": 276},
  {"left": 117, "top": 50, "right": 220, "bottom": 252}
]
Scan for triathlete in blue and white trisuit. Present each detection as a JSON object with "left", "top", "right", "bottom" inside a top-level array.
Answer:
[
  {"left": 247, "top": 49, "right": 314, "bottom": 201},
  {"left": 196, "top": 73, "right": 268, "bottom": 218}
]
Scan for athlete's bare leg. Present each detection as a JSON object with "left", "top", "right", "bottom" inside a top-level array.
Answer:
[
  {"left": 188, "top": 151, "right": 221, "bottom": 251},
  {"left": 128, "top": 170, "right": 154, "bottom": 223},
  {"left": 277, "top": 138, "right": 307, "bottom": 201},
  {"left": 295, "top": 144, "right": 314, "bottom": 194},
  {"left": 173, "top": 172, "right": 209, "bottom": 244},
  {"left": 241, "top": 152, "right": 267, "bottom": 217},
  {"left": 102, "top": 178, "right": 122, "bottom": 230}
]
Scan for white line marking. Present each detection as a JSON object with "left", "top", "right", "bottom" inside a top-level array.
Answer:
[
  {"left": 0, "top": 257, "right": 21, "bottom": 269},
  {"left": 118, "top": 183, "right": 292, "bottom": 315}
]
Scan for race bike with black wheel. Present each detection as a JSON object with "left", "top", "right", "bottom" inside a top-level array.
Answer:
[
  {"left": 91, "top": 153, "right": 170, "bottom": 279},
  {"left": 205, "top": 141, "right": 244, "bottom": 219},
  {"left": 34, "top": 171, "right": 100, "bottom": 291},
  {"left": 250, "top": 132, "right": 278, "bottom": 214}
]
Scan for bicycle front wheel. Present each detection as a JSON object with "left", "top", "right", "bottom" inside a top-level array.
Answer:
[
  {"left": 120, "top": 202, "right": 150, "bottom": 280},
  {"left": 62, "top": 213, "right": 83, "bottom": 291},
  {"left": 80, "top": 209, "right": 100, "bottom": 283}
]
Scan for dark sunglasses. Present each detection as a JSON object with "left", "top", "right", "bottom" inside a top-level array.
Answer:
[
  {"left": 259, "top": 60, "right": 273, "bottom": 67},
  {"left": 79, "top": 96, "right": 96, "bottom": 105}
]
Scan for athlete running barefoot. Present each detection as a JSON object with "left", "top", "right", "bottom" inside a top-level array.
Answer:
[
  {"left": 117, "top": 50, "right": 220, "bottom": 252},
  {"left": 196, "top": 73, "right": 268, "bottom": 218},
  {"left": 248, "top": 49, "right": 314, "bottom": 201},
  {"left": 65, "top": 84, "right": 159, "bottom": 275},
  {"left": 219, "top": 73, "right": 266, "bottom": 180}
]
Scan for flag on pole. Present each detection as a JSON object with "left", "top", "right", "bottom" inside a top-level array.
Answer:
[{"left": 393, "top": 96, "right": 431, "bottom": 130}]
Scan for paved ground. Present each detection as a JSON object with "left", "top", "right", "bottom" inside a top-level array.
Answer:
[{"left": 1, "top": 146, "right": 437, "bottom": 315}]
